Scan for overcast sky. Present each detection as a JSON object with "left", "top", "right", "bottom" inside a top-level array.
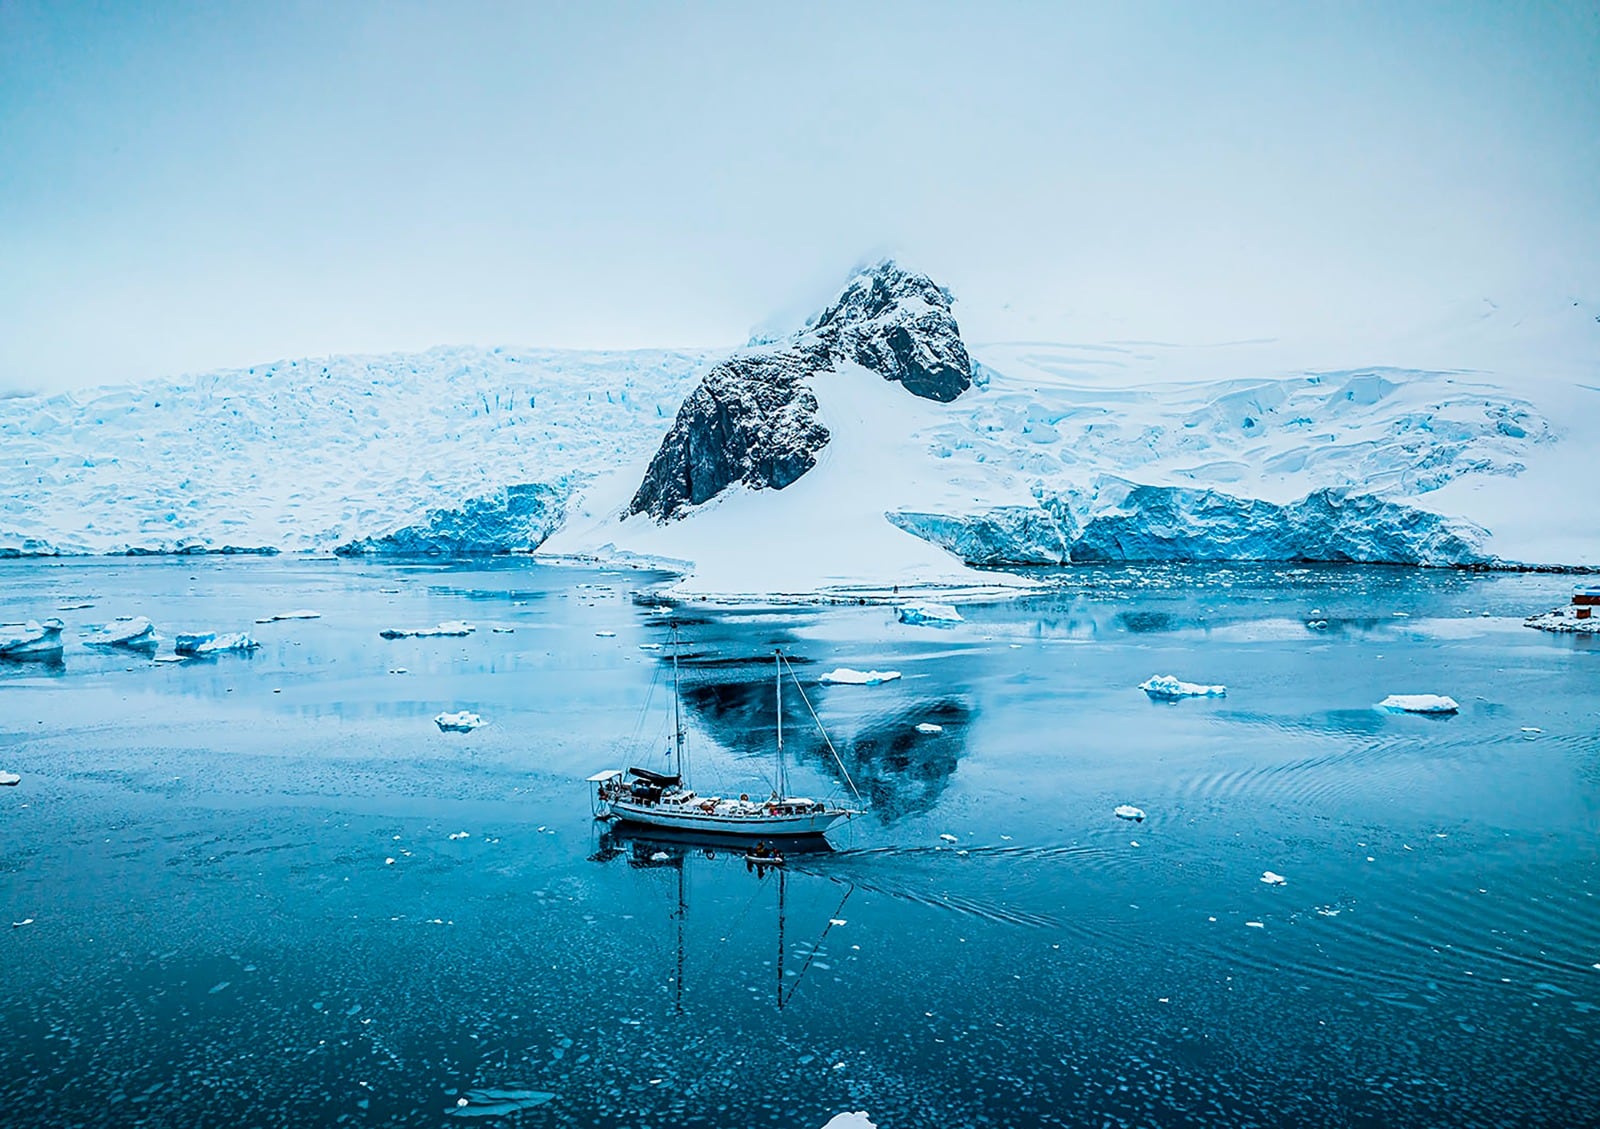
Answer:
[{"left": 2, "top": 1, "right": 1596, "bottom": 392}]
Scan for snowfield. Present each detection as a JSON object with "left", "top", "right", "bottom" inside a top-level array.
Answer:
[{"left": 2, "top": 271, "right": 1596, "bottom": 592}]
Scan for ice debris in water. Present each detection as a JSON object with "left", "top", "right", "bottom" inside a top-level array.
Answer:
[
  {"left": 1261, "top": 871, "right": 1288, "bottom": 886},
  {"left": 446, "top": 1088, "right": 556, "bottom": 1118},
  {"left": 434, "top": 711, "right": 486, "bottom": 732},
  {"left": 1140, "top": 674, "right": 1226, "bottom": 699},
  {"left": 820, "top": 668, "right": 901, "bottom": 685},
  {"left": 915, "top": 722, "right": 944, "bottom": 734},
  {"left": 380, "top": 620, "right": 474, "bottom": 639},
  {"left": 174, "top": 631, "right": 260, "bottom": 656},
  {"left": 650, "top": 851, "right": 670, "bottom": 862},
  {"left": 12, "top": 918, "right": 35, "bottom": 928},
  {"left": 820, "top": 1114, "right": 877, "bottom": 1129},
  {"left": 939, "top": 833, "right": 959, "bottom": 843},
  {"left": 595, "top": 630, "right": 616, "bottom": 637},
  {"left": 0, "top": 618, "right": 64, "bottom": 659},
  {"left": 255, "top": 609, "right": 321, "bottom": 623},
  {"left": 0, "top": 772, "right": 19, "bottom": 786},
  {"left": 84, "top": 616, "right": 157, "bottom": 649},
  {"left": 1114, "top": 805, "right": 1146, "bottom": 822},
  {"left": 448, "top": 831, "right": 471, "bottom": 840},
  {"left": 1377, "top": 694, "right": 1459, "bottom": 714},
  {"left": 1245, "top": 921, "right": 1265, "bottom": 928},
  {"left": 896, "top": 602, "right": 963, "bottom": 627}
]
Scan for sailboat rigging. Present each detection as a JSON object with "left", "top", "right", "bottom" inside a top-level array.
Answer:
[{"left": 591, "top": 627, "right": 863, "bottom": 839}]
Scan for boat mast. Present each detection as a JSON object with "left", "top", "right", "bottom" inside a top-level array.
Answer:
[
  {"left": 672, "top": 624, "right": 686, "bottom": 782},
  {"left": 774, "top": 648, "right": 787, "bottom": 797}
]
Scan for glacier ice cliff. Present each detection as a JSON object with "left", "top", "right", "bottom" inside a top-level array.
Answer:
[
  {"left": 336, "top": 482, "right": 568, "bottom": 556},
  {"left": 888, "top": 478, "right": 1492, "bottom": 567}
]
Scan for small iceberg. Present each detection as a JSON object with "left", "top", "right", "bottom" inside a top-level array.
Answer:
[
  {"left": 1260, "top": 871, "right": 1288, "bottom": 886},
  {"left": 84, "top": 616, "right": 157, "bottom": 650},
  {"left": 381, "top": 621, "right": 475, "bottom": 639},
  {"left": 896, "top": 602, "right": 963, "bottom": 627},
  {"left": 820, "top": 1115, "right": 877, "bottom": 1129},
  {"left": 0, "top": 618, "right": 65, "bottom": 660},
  {"left": 0, "top": 771, "right": 20, "bottom": 786},
  {"left": 446, "top": 1088, "right": 556, "bottom": 1118},
  {"left": 434, "top": 711, "right": 486, "bottom": 732},
  {"left": 174, "top": 631, "right": 261, "bottom": 656},
  {"left": 255, "top": 609, "right": 321, "bottom": 623},
  {"left": 1114, "top": 805, "right": 1146, "bottom": 822},
  {"left": 1140, "top": 674, "right": 1226, "bottom": 700},
  {"left": 938, "top": 833, "right": 959, "bottom": 843},
  {"left": 915, "top": 722, "right": 944, "bottom": 734},
  {"left": 1377, "top": 694, "right": 1459, "bottom": 714},
  {"left": 820, "top": 668, "right": 901, "bottom": 685}
]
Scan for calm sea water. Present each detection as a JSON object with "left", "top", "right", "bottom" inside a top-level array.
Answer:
[{"left": 2, "top": 558, "right": 1596, "bottom": 1128}]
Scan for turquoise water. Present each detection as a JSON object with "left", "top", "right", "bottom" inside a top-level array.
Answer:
[{"left": 2, "top": 559, "right": 1597, "bottom": 1127}]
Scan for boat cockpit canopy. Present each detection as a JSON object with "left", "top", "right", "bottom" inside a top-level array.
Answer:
[{"left": 627, "top": 766, "right": 681, "bottom": 787}]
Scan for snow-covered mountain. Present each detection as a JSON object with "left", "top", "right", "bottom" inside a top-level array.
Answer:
[{"left": 2, "top": 261, "right": 1595, "bottom": 589}]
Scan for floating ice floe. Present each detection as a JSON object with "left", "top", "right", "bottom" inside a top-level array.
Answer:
[
  {"left": 896, "top": 602, "right": 963, "bottom": 627},
  {"left": 448, "top": 831, "right": 471, "bottom": 840},
  {"left": 57, "top": 601, "right": 94, "bottom": 611},
  {"left": 820, "top": 667, "right": 901, "bottom": 685},
  {"left": 1140, "top": 674, "right": 1226, "bottom": 700},
  {"left": 434, "top": 711, "right": 486, "bottom": 732},
  {"left": 255, "top": 609, "right": 321, "bottom": 623},
  {"left": 0, "top": 771, "right": 20, "bottom": 786},
  {"left": 820, "top": 1114, "right": 877, "bottom": 1129},
  {"left": 0, "top": 618, "right": 64, "bottom": 660},
  {"left": 446, "top": 1088, "right": 556, "bottom": 1118},
  {"left": 12, "top": 918, "right": 34, "bottom": 928},
  {"left": 595, "top": 630, "right": 616, "bottom": 637},
  {"left": 915, "top": 722, "right": 944, "bottom": 734},
  {"left": 650, "top": 851, "right": 670, "bottom": 862},
  {"left": 1377, "top": 694, "right": 1459, "bottom": 714},
  {"left": 939, "top": 833, "right": 959, "bottom": 843},
  {"left": 1260, "top": 871, "right": 1288, "bottom": 886},
  {"left": 491, "top": 626, "right": 515, "bottom": 634},
  {"left": 381, "top": 620, "right": 474, "bottom": 639},
  {"left": 1114, "top": 805, "right": 1146, "bottom": 822},
  {"left": 84, "top": 616, "right": 157, "bottom": 650},
  {"left": 174, "top": 631, "right": 261, "bottom": 656},
  {"left": 1245, "top": 921, "right": 1265, "bottom": 928}
]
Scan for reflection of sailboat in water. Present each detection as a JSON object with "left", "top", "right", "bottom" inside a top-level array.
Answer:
[
  {"left": 591, "top": 628, "right": 864, "bottom": 838},
  {"left": 593, "top": 827, "right": 851, "bottom": 1011}
]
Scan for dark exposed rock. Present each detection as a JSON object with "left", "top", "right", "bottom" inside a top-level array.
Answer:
[
  {"left": 627, "top": 345, "right": 832, "bottom": 521},
  {"left": 810, "top": 261, "right": 973, "bottom": 402},
  {"left": 629, "top": 261, "right": 974, "bottom": 521},
  {"left": 335, "top": 482, "right": 567, "bottom": 556}
]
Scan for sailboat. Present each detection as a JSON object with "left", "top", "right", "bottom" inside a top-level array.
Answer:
[{"left": 590, "top": 629, "right": 863, "bottom": 838}]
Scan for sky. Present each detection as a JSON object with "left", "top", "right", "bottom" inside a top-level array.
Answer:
[{"left": 2, "top": 0, "right": 1597, "bottom": 392}]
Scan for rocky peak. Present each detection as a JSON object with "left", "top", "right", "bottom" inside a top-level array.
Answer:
[
  {"left": 627, "top": 261, "right": 973, "bottom": 521},
  {"left": 810, "top": 261, "right": 972, "bottom": 402}
]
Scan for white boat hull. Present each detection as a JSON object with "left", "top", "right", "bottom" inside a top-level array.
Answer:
[{"left": 606, "top": 799, "right": 850, "bottom": 837}]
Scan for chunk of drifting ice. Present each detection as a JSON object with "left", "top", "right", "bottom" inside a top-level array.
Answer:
[
  {"left": 1245, "top": 921, "right": 1265, "bottom": 928},
  {"left": 1377, "top": 694, "right": 1459, "bottom": 714},
  {"left": 0, "top": 771, "right": 20, "bottom": 786},
  {"left": 915, "top": 722, "right": 944, "bottom": 734},
  {"left": 820, "top": 1114, "right": 877, "bottom": 1129},
  {"left": 1261, "top": 871, "right": 1287, "bottom": 886},
  {"left": 1140, "top": 675, "right": 1226, "bottom": 699},
  {"left": 174, "top": 631, "right": 260, "bottom": 656},
  {"left": 939, "top": 833, "right": 959, "bottom": 843},
  {"left": 448, "top": 831, "right": 470, "bottom": 840},
  {"left": 1114, "top": 805, "right": 1146, "bottom": 822},
  {"left": 594, "top": 630, "right": 616, "bottom": 637},
  {"left": 84, "top": 616, "right": 157, "bottom": 649},
  {"left": 896, "top": 602, "right": 963, "bottom": 627},
  {"left": 820, "top": 668, "right": 901, "bottom": 685},
  {"left": 0, "top": 618, "right": 64, "bottom": 659},
  {"left": 255, "top": 610, "right": 321, "bottom": 623},
  {"left": 446, "top": 1089, "right": 556, "bottom": 1118},
  {"left": 434, "top": 711, "right": 486, "bottom": 732},
  {"left": 650, "top": 851, "right": 670, "bottom": 862},
  {"left": 381, "top": 621, "right": 474, "bottom": 639}
]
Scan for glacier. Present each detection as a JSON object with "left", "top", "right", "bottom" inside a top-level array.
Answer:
[{"left": 2, "top": 262, "right": 1596, "bottom": 590}]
